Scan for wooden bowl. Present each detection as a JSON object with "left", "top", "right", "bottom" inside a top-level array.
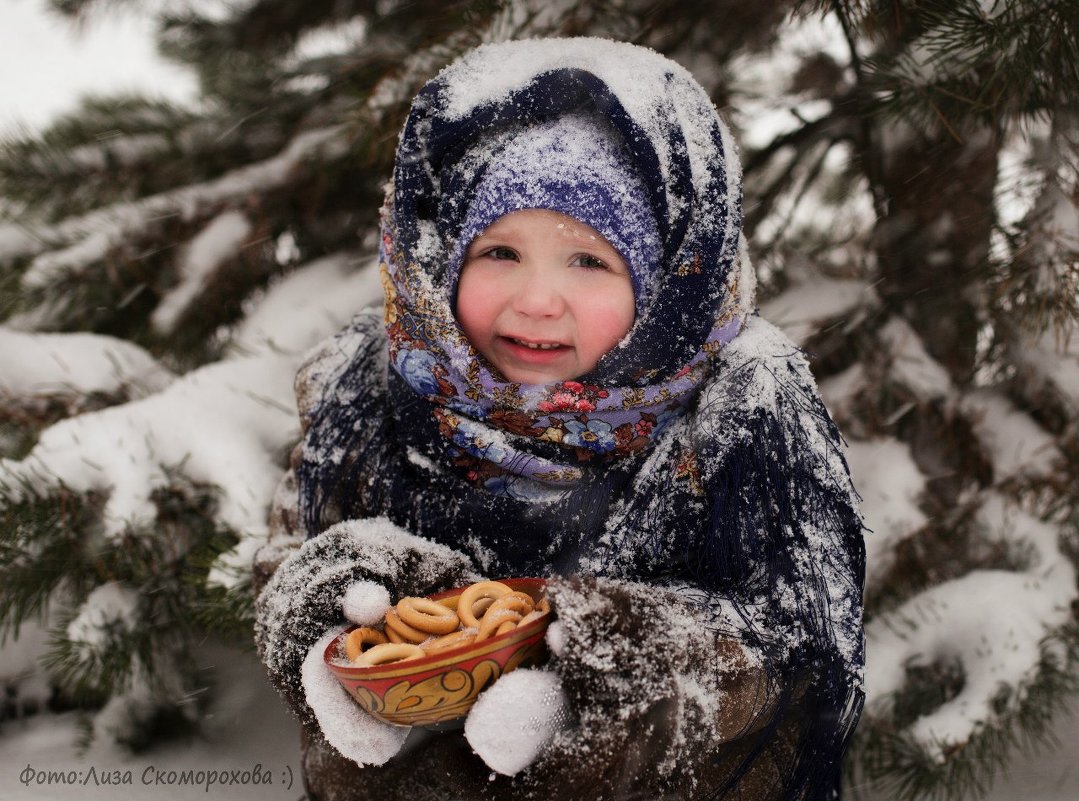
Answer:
[{"left": 324, "top": 578, "right": 549, "bottom": 727}]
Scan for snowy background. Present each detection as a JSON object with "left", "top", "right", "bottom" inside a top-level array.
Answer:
[
  {"left": 0, "top": 1, "right": 197, "bottom": 138},
  {"left": 1, "top": 4, "right": 302, "bottom": 798},
  {"left": 1, "top": 2, "right": 1077, "bottom": 799}
]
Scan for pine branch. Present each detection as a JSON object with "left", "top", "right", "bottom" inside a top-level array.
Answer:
[
  {"left": 0, "top": 481, "right": 103, "bottom": 642},
  {"left": 862, "top": 0, "right": 1079, "bottom": 133},
  {"left": 849, "top": 623, "right": 1079, "bottom": 801},
  {"left": 756, "top": 138, "right": 840, "bottom": 253},
  {"left": 0, "top": 97, "right": 297, "bottom": 223},
  {"left": 4, "top": 128, "right": 351, "bottom": 358},
  {"left": 1, "top": 468, "right": 250, "bottom": 746},
  {"left": 831, "top": 0, "right": 891, "bottom": 219},
  {"left": 988, "top": 122, "right": 1079, "bottom": 342}
]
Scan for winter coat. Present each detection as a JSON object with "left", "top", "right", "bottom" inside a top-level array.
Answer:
[{"left": 254, "top": 38, "right": 864, "bottom": 801}]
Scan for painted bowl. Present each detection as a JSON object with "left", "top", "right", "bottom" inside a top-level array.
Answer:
[{"left": 324, "top": 577, "right": 549, "bottom": 727}]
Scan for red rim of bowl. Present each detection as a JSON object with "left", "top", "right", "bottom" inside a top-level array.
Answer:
[{"left": 325, "top": 577, "right": 549, "bottom": 674}]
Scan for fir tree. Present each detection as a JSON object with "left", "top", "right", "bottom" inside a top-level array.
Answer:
[{"left": 1, "top": 1, "right": 1076, "bottom": 798}]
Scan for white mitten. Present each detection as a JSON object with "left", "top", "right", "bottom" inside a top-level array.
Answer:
[
  {"left": 300, "top": 630, "right": 409, "bottom": 766},
  {"left": 464, "top": 668, "right": 571, "bottom": 776}
]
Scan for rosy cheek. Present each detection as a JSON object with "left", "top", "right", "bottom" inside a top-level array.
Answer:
[
  {"left": 594, "top": 289, "right": 635, "bottom": 336},
  {"left": 577, "top": 296, "right": 634, "bottom": 366},
  {"left": 595, "top": 315, "right": 632, "bottom": 349},
  {"left": 456, "top": 300, "right": 484, "bottom": 344},
  {"left": 455, "top": 270, "right": 496, "bottom": 345}
]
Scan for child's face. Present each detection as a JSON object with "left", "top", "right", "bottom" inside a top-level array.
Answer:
[{"left": 456, "top": 209, "right": 635, "bottom": 384}]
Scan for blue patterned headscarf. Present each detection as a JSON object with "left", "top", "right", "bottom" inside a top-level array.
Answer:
[{"left": 390, "top": 38, "right": 751, "bottom": 389}]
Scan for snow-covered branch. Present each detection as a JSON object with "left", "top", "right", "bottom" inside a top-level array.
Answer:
[
  {"left": 865, "top": 492, "right": 1077, "bottom": 760},
  {"left": 1, "top": 254, "right": 380, "bottom": 588},
  {"left": 0, "top": 328, "right": 173, "bottom": 409},
  {"left": 0, "top": 125, "right": 348, "bottom": 280},
  {"left": 846, "top": 437, "right": 928, "bottom": 587},
  {"left": 759, "top": 276, "right": 878, "bottom": 347}
]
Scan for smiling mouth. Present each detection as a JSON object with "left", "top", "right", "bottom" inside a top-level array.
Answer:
[{"left": 508, "top": 337, "right": 566, "bottom": 350}]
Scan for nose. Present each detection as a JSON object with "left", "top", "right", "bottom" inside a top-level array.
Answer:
[{"left": 510, "top": 262, "right": 565, "bottom": 318}]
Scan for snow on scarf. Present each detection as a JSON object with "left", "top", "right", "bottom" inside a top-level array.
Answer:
[{"left": 296, "top": 38, "right": 864, "bottom": 800}]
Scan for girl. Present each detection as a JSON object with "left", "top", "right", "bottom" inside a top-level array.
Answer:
[{"left": 255, "top": 38, "right": 864, "bottom": 801}]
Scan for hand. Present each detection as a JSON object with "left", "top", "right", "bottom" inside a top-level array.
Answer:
[
  {"left": 255, "top": 518, "right": 477, "bottom": 727},
  {"left": 464, "top": 668, "right": 570, "bottom": 775},
  {"left": 301, "top": 629, "right": 409, "bottom": 766},
  {"left": 510, "top": 576, "right": 772, "bottom": 799}
]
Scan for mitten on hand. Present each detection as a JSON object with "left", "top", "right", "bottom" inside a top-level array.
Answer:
[
  {"left": 463, "top": 668, "right": 570, "bottom": 775},
  {"left": 301, "top": 629, "right": 409, "bottom": 766},
  {"left": 521, "top": 576, "right": 771, "bottom": 799},
  {"left": 255, "top": 516, "right": 478, "bottom": 725}
]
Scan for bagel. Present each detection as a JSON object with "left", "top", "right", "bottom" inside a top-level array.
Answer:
[
  {"left": 397, "top": 596, "right": 460, "bottom": 635},
  {"left": 457, "top": 580, "right": 514, "bottom": 628},
  {"left": 384, "top": 607, "right": 431, "bottom": 644},
  {"left": 476, "top": 607, "right": 524, "bottom": 641},
  {"left": 355, "top": 642, "right": 426, "bottom": 667},
  {"left": 344, "top": 626, "right": 389, "bottom": 663},
  {"left": 421, "top": 629, "right": 477, "bottom": 653}
]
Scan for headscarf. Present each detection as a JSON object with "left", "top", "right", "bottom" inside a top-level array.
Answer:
[{"left": 377, "top": 37, "right": 752, "bottom": 500}]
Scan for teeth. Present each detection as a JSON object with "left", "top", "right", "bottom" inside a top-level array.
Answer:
[{"left": 513, "top": 338, "right": 561, "bottom": 350}]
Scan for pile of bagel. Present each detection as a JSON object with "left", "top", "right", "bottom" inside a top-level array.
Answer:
[{"left": 343, "top": 580, "right": 550, "bottom": 667}]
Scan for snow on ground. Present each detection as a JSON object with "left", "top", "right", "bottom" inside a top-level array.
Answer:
[
  {"left": 1, "top": 653, "right": 1077, "bottom": 801},
  {"left": 0, "top": 647, "right": 302, "bottom": 801}
]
